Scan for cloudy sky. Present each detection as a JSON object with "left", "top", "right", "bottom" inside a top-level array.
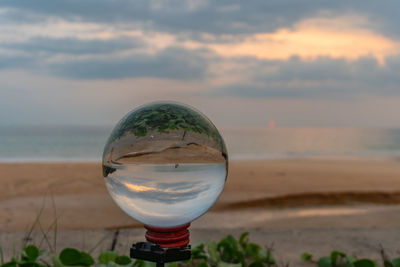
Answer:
[{"left": 1, "top": 0, "right": 399, "bottom": 128}]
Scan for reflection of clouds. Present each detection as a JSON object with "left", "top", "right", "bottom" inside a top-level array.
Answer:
[
  {"left": 112, "top": 193, "right": 172, "bottom": 219},
  {"left": 106, "top": 177, "right": 210, "bottom": 204},
  {"left": 105, "top": 163, "right": 226, "bottom": 226}
]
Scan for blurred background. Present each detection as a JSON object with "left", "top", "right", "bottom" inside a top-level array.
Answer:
[{"left": 1, "top": 0, "right": 400, "bottom": 161}]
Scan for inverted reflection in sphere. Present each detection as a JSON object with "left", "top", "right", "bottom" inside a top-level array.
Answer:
[{"left": 103, "top": 102, "right": 228, "bottom": 227}]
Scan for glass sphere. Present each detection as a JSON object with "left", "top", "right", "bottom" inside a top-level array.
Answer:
[{"left": 102, "top": 102, "right": 228, "bottom": 227}]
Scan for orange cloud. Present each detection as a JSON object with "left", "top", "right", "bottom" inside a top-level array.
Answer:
[{"left": 201, "top": 15, "right": 399, "bottom": 65}]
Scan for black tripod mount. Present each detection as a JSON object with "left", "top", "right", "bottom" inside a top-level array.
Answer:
[{"left": 130, "top": 242, "right": 191, "bottom": 267}]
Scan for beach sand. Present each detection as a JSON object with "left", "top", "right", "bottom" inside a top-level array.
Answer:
[
  {"left": 1, "top": 159, "right": 400, "bottom": 231},
  {"left": 2, "top": 159, "right": 400, "bottom": 263}
]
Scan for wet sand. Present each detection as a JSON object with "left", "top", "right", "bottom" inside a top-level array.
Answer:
[{"left": 1, "top": 159, "right": 400, "bottom": 231}]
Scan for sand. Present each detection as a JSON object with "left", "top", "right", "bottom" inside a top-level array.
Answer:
[
  {"left": 1, "top": 159, "right": 400, "bottom": 231},
  {"left": 2, "top": 159, "right": 400, "bottom": 264}
]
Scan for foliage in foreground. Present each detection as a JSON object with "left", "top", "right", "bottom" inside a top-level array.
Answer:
[
  {"left": 0, "top": 232, "right": 274, "bottom": 267},
  {"left": 1, "top": 232, "right": 399, "bottom": 267},
  {"left": 301, "top": 250, "right": 400, "bottom": 267},
  {"left": 187, "top": 232, "right": 276, "bottom": 266}
]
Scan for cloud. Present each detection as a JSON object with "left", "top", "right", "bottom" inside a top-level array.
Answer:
[
  {"left": 49, "top": 47, "right": 211, "bottom": 80},
  {"left": 0, "top": 1, "right": 303, "bottom": 34},
  {"left": 106, "top": 175, "right": 210, "bottom": 204},
  {"left": 1, "top": 1, "right": 399, "bottom": 75},
  {"left": 189, "top": 15, "right": 400, "bottom": 65},
  {"left": 2, "top": 36, "right": 142, "bottom": 55},
  {"left": 1, "top": 0, "right": 399, "bottom": 37},
  {"left": 0, "top": 30, "right": 211, "bottom": 80},
  {"left": 0, "top": 54, "right": 35, "bottom": 70},
  {"left": 206, "top": 55, "right": 400, "bottom": 99},
  {"left": 1, "top": 1, "right": 400, "bottom": 108},
  {"left": 2, "top": 13, "right": 398, "bottom": 76}
]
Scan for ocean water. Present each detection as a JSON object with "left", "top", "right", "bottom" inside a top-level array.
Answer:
[
  {"left": 104, "top": 163, "right": 226, "bottom": 227},
  {"left": 0, "top": 126, "right": 110, "bottom": 162},
  {"left": 1, "top": 126, "right": 400, "bottom": 162},
  {"left": 223, "top": 127, "right": 400, "bottom": 160}
]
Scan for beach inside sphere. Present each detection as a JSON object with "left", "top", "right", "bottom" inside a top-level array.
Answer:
[{"left": 104, "top": 162, "right": 226, "bottom": 227}]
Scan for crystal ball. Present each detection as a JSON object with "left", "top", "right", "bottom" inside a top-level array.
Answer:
[{"left": 102, "top": 102, "right": 228, "bottom": 227}]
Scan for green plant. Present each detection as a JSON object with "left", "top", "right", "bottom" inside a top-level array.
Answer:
[
  {"left": 104, "top": 103, "right": 227, "bottom": 154},
  {"left": 187, "top": 232, "right": 276, "bottom": 267},
  {"left": 3, "top": 232, "right": 400, "bottom": 267},
  {"left": 1, "top": 246, "right": 136, "bottom": 267},
  {"left": 301, "top": 250, "right": 400, "bottom": 267},
  {"left": 1, "top": 233, "right": 276, "bottom": 267},
  {"left": 1, "top": 245, "right": 46, "bottom": 267},
  {"left": 113, "top": 103, "right": 218, "bottom": 139}
]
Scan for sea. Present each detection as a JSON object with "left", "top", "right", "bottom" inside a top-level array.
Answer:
[{"left": 1, "top": 125, "right": 400, "bottom": 162}]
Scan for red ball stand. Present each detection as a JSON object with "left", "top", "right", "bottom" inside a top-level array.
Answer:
[
  {"left": 130, "top": 224, "right": 191, "bottom": 267},
  {"left": 145, "top": 223, "right": 190, "bottom": 248}
]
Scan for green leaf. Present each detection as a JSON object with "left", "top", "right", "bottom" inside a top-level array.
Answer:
[
  {"left": 346, "top": 255, "right": 358, "bottom": 264},
  {"left": 318, "top": 256, "right": 333, "bottom": 267},
  {"left": 244, "top": 243, "right": 262, "bottom": 261},
  {"left": 99, "top": 251, "right": 118, "bottom": 264},
  {"left": 207, "top": 241, "right": 219, "bottom": 262},
  {"left": 59, "top": 248, "right": 94, "bottom": 266},
  {"left": 265, "top": 252, "right": 276, "bottom": 265},
  {"left": 105, "top": 262, "right": 129, "bottom": 267},
  {"left": 19, "top": 263, "right": 43, "bottom": 267},
  {"left": 217, "top": 262, "right": 241, "bottom": 267},
  {"left": 393, "top": 258, "right": 400, "bottom": 267},
  {"left": 134, "top": 127, "right": 147, "bottom": 137},
  {"left": 217, "top": 235, "right": 238, "bottom": 251},
  {"left": 79, "top": 252, "right": 95, "bottom": 266},
  {"left": 24, "top": 245, "right": 40, "bottom": 262},
  {"left": 1, "top": 260, "right": 18, "bottom": 267},
  {"left": 191, "top": 243, "right": 208, "bottom": 260},
  {"left": 59, "top": 248, "right": 81, "bottom": 265},
  {"left": 301, "top": 252, "right": 313, "bottom": 261},
  {"left": 354, "top": 259, "right": 378, "bottom": 267},
  {"left": 132, "top": 260, "right": 155, "bottom": 267},
  {"left": 330, "top": 250, "right": 346, "bottom": 264},
  {"left": 217, "top": 235, "right": 244, "bottom": 263},
  {"left": 197, "top": 262, "right": 210, "bottom": 267},
  {"left": 238, "top": 232, "right": 249, "bottom": 249},
  {"left": 51, "top": 255, "right": 64, "bottom": 267},
  {"left": 248, "top": 262, "right": 264, "bottom": 267},
  {"left": 115, "top": 256, "right": 132, "bottom": 265}
]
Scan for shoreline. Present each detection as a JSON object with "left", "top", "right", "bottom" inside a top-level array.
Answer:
[{"left": 1, "top": 154, "right": 399, "bottom": 163}]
